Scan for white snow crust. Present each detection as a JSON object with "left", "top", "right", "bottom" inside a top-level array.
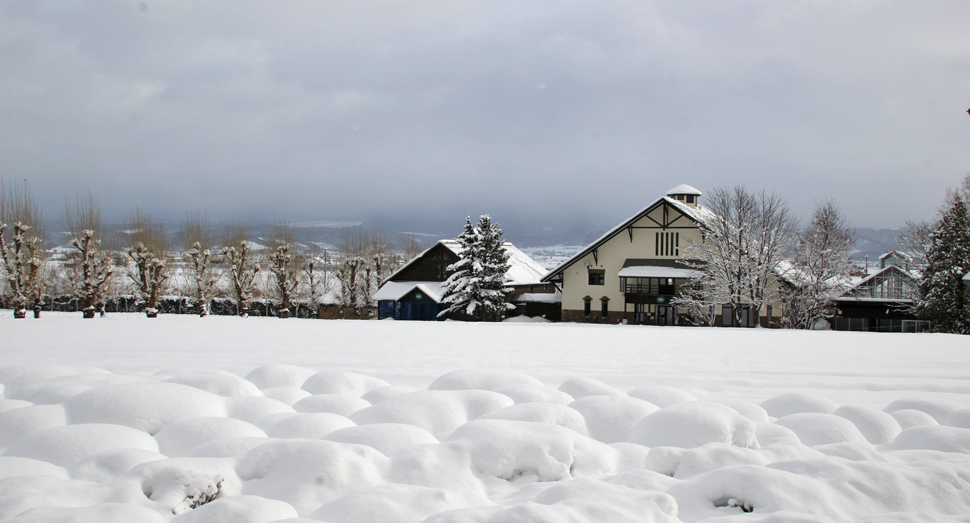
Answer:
[{"left": 2, "top": 313, "right": 970, "bottom": 522}]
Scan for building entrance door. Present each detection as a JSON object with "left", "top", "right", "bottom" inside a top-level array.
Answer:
[
  {"left": 656, "top": 305, "right": 675, "bottom": 326},
  {"left": 634, "top": 303, "right": 646, "bottom": 323}
]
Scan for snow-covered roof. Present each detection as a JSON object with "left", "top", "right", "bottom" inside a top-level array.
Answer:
[
  {"left": 541, "top": 196, "right": 714, "bottom": 282},
  {"left": 386, "top": 239, "right": 547, "bottom": 287},
  {"left": 963, "top": 272, "right": 970, "bottom": 281},
  {"left": 617, "top": 266, "right": 701, "bottom": 279},
  {"left": 879, "top": 250, "right": 912, "bottom": 262},
  {"left": 511, "top": 292, "right": 562, "bottom": 304},
  {"left": 852, "top": 265, "right": 917, "bottom": 288},
  {"left": 373, "top": 282, "right": 445, "bottom": 302},
  {"left": 666, "top": 184, "right": 702, "bottom": 196}
]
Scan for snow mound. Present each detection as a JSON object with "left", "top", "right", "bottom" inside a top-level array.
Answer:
[
  {"left": 774, "top": 413, "right": 868, "bottom": 446},
  {"left": 68, "top": 447, "right": 166, "bottom": 482},
  {"left": 493, "top": 384, "right": 575, "bottom": 405},
  {"left": 0, "top": 404, "right": 67, "bottom": 447},
  {"left": 628, "top": 402, "right": 757, "bottom": 449},
  {"left": 168, "top": 494, "right": 299, "bottom": 523},
  {"left": 446, "top": 419, "right": 619, "bottom": 482},
  {"left": 3, "top": 423, "right": 159, "bottom": 466},
  {"left": 714, "top": 399, "right": 770, "bottom": 424},
  {"left": 245, "top": 365, "right": 318, "bottom": 390},
  {"left": 323, "top": 423, "right": 439, "bottom": 456},
  {"left": 885, "top": 398, "right": 966, "bottom": 424},
  {"left": 3, "top": 372, "right": 147, "bottom": 405},
  {"left": 568, "top": 395, "right": 659, "bottom": 443},
  {"left": 163, "top": 372, "right": 261, "bottom": 397},
  {"left": 645, "top": 443, "right": 769, "bottom": 479},
  {"left": 834, "top": 405, "right": 902, "bottom": 445},
  {"left": 890, "top": 425, "right": 970, "bottom": 453},
  {"left": 760, "top": 393, "right": 838, "bottom": 418},
  {"left": 428, "top": 369, "right": 543, "bottom": 391},
  {"left": 185, "top": 436, "right": 275, "bottom": 458},
  {"left": 610, "top": 442, "right": 652, "bottom": 472},
  {"left": 558, "top": 377, "right": 623, "bottom": 398},
  {"left": 350, "top": 390, "right": 513, "bottom": 434},
  {"left": 224, "top": 396, "right": 294, "bottom": 423},
  {"left": 309, "top": 483, "right": 486, "bottom": 523},
  {"left": 63, "top": 382, "right": 227, "bottom": 434},
  {"left": 260, "top": 387, "right": 312, "bottom": 406},
  {"left": 0, "top": 365, "right": 112, "bottom": 384},
  {"left": 130, "top": 457, "right": 239, "bottom": 515},
  {"left": 944, "top": 408, "right": 970, "bottom": 429},
  {"left": 424, "top": 476, "right": 679, "bottom": 523},
  {"left": 292, "top": 394, "right": 371, "bottom": 416},
  {"left": 0, "top": 456, "right": 69, "bottom": 480},
  {"left": 361, "top": 385, "right": 412, "bottom": 405},
  {"left": 301, "top": 371, "right": 389, "bottom": 397},
  {"left": 154, "top": 417, "right": 267, "bottom": 457},
  {"left": 501, "top": 315, "right": 553, "bottom": 322},
  {"left": 627, "top": 386, "right": 696, "bottom": 408},
  {"left": 0, "top": 398, "right": 33, "bottom": 413},
  {"left": 891, "top": 409, "right": 940, "bottom": 429},
  {"left": 236, "top": 439, "right": 389, "bottom": 515},
  {"left": 478, "top": 403, "right": 589, "bottom": 436},
  {"left": 6, "top": 502, "right": 167, "bottom": 523},
  {"left": 264, "top": 412, "right": 356, "bottom": 439}
]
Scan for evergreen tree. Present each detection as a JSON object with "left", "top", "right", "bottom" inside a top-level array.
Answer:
[
  {"left": 439, "top": 215, "right": 513, "bottom": 321},
  {"left": 917, "top": 193, "right": 970, "bottom": 334}
]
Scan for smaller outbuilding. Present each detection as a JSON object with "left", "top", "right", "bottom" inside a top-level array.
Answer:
[
  {"left": 830, "top": 251, "right": 928, "bottom": 332},
  {"left": 375, "top": 240, "right": 559, "bottom": 321}
]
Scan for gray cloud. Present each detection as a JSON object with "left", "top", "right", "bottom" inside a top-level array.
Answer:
[{"left": 2, "top": 0, "right": 969, "bottom": 230}]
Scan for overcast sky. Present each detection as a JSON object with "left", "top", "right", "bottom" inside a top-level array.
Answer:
[{"left": 2, "top": 0, "right": 969, "bottom": 230}]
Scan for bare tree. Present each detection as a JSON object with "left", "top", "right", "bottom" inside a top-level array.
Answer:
[
  {"left": 181, "top": 212, "right": 219, "bottom": 317},
  {"left": 337, "top": 229, "right": 368, "bottom": 313},
  {"left": 221, "top": 220, "right": 260, "bottom": 316},
  {"left": 267, "top": 221, "right": 303, "bottom": 318},
  {"left": 0, "top": 181, "right": 48, "bottom": 318},
  {"left": 401, "top": 232, "right": 423, "bottom": 263},
  {"left": 680, "top": 186, "right": 798, "bottom": 327},
  {"left": 302, "top": 245, "right": 332, "bottom": 317},
  {"left": 122, "top": 210, "right": 170, "bottom": 318},
  {"left": 64, "top": 193, "right": 114, "bottom": 318},
  {"left": 782, "top": 199, "right": 856, "bottom": 329}
]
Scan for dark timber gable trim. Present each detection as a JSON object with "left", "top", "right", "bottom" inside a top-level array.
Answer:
[{"left": 540, "top": 197, "right": 705, "bottom": 283}]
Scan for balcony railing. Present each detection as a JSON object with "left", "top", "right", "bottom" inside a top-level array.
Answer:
[{"left": 624, "top": 283, "right": 676, "bottom": 295}]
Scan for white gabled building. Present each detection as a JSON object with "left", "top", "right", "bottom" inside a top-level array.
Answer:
[{"left": 541, "top": 185, "right": 713, "bottom": 325}]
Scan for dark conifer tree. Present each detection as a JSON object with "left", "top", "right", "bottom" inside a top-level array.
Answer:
[{"left": 917, "top": 193, "right": 970, "bottom": 334}]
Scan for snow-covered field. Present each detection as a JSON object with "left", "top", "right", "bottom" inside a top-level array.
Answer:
[{"left": 2, "top": 313, "right": 970, "bottom": 522}]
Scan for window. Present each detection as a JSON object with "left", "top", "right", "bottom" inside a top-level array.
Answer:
[
  {"left": 588, "top": 270, "right": 605, "bottom": 285},
  {"left": 600, "top": 297, "right": 609, "bottom": 317},
  {"left": 686, "top": 195, "right": 695, "bottom": 204},
  {"left": 655, "top": 232, "right": 680, "bottom": 256},
  {"left": 583, "top": 296, "right": 592, "bottom": 316}
]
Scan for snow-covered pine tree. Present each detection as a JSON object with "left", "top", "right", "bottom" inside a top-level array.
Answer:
[
  {"left": 783, "top": 199, "right": 856, "bottom": 329},
  {"left": 439, "top": 215, "right": 513, "bottom": 321},
  {"left": 916, "top": 192, "right": 970, "bottom": 334}
]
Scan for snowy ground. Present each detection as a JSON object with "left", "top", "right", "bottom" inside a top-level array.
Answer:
[{"left": 2, "top": 313, "right": 970, "bottom": 522}]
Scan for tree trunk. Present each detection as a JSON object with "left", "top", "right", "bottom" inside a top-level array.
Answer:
[
  {"left": 83, "top": 307, "right": 96, "bottom": 319},
  {"left": 13, "top": 309, "right": 26, "bottom": 319}
]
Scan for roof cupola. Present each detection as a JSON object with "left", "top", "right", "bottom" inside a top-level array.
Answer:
[{"left": 665, "top": 184, "right": 702, "bottom": 207}]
